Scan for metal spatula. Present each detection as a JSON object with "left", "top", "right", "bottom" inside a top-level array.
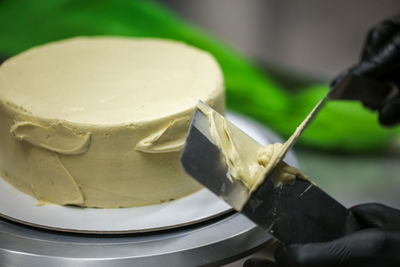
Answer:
[{"left": 180, "top": 101, "right": 351, "bottom": 243}]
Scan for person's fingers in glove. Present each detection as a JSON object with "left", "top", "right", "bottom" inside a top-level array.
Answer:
[
  {"left": 331, "top": 14, "right": 400, "bottom": 126},
  {"left": 270, "top": 203, "right": 400, "bottom": 267},
  {"left": 274, "top": 229, "right": 400, "bottom": 267},
  {"left": 354, "top": 14, "right": 400, "bottom": 80},
  {"left": 378, "top": 94, "right": 400, "bottom": 126},
  {"left": 361, "top": 15, "right": 400, "bottom": 63},
  {"left": 331, "top": 14, "right": 400, "bottom": 83},
  {"left": 351, "top": 202, "right": 400, "bottom": 230}
]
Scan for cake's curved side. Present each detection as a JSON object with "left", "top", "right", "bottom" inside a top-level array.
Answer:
[
  {"left": 0, "top": 89, "right": 224, "bottom": 208},
  {"left": 0, "top": 37, "right": 225, "bottom": 208}
]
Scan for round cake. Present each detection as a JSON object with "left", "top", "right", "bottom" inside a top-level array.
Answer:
[{"left": 0, "top": 37, "right": 225, "bottom": 208}]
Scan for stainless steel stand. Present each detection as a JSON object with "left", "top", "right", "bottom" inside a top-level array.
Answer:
[{"left": 0, "top": 212, "right": 269, "bottom": 267}]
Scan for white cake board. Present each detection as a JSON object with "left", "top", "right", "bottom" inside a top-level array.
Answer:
[{"left": 0, "top": 112, "right": 283, "bottom": 233}]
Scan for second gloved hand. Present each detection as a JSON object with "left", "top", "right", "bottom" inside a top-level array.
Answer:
[
  {"left": 332, "top": 14, "right": 400, "bottom": 126},
  {"left": 244, "top": 203, "right": 400, "bottom": 267}
]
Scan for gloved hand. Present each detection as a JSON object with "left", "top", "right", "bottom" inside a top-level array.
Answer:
[
  {"left": 331, "top": 14, "right": 400, "bottom": 126},
  {"left": 243, "top": 203, "right": 400, "bottom": 267}
]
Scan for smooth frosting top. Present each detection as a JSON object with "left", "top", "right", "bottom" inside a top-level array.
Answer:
[{"left": 0, "top": 37, "right": 223, "bottom": 125}]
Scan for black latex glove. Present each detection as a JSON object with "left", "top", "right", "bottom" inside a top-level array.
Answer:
[
  {"left": 331, "top": 14, "right": 400, "bottom": 126},
  {"left": 244, "top": 203, "right": 400, "bottom": 267}
]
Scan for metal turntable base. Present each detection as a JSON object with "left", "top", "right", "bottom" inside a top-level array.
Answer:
[
  {"left": 0, "top": 113, "right": 297, "bottom": 266},
  {"left": 0, "top": 212, "right": 269, "bottom": 267}
]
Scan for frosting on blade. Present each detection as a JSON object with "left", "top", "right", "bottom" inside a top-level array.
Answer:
[
  {"left": 256, "top": 144, "right": 308, "bottom": 186},
  {"left": 198, "top": 102, "right": 264, "bottom": 189},
  {"left": 257, "top": 143, "right": 283, "bottom": 166},
  {"left": 198, "top": 102, "right": 308, "bottom": 192},
  {"left": 10, "top": 121, "right": 91, "bottom": 155},
  {"left": 135, "top": 117, "right": 190, "bottom": 153}
]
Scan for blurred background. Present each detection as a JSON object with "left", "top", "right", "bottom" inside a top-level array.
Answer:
[{"left": 0, "top": 1, "right": 399, "bottom": 265}]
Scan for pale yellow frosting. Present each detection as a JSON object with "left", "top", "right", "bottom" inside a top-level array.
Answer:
[
  {"left": 0, "top": 37, "right": 225, "bottom": 208},
  {"left": 197, "top": 102, "right": 306, "bottom": 192},
  {"left": 10, "top": 122, "right": 91, "bottom": 155}
]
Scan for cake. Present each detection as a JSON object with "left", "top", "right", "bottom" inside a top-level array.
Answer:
[{"left": 0, "top": 37, "right": 225, "bottom": 208}]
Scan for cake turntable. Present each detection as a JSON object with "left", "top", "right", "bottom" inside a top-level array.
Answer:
[{"left": 0, "top": 112, "right": 298, "bottom": 266}]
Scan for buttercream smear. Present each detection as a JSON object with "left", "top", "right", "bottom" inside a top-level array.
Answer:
[
  {"left": 135, "top": 116, "right": 190, "bottom": 153},
  {"left": 11, "top": 121, "right": 91, "bottom": 155}
]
